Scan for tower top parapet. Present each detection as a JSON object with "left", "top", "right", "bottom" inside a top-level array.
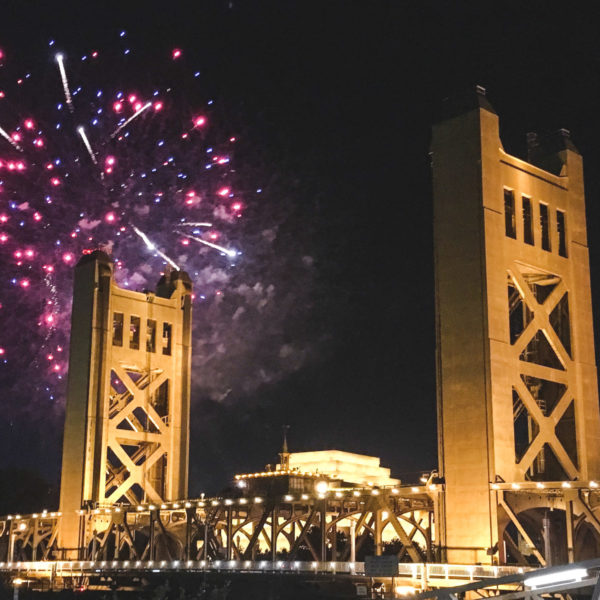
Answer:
[{"left": 438, "top": 84, "right": 496, "bottom": 121}]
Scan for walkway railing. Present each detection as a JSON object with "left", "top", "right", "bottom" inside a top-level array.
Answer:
[{"left": 0, "top": 559, "right": 526, "bottom": 581}]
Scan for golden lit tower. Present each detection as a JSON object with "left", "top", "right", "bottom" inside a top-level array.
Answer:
[
  {"left": 432, "top": 87, "right": 600, "bottom": 564},
  {"left": 58, "top": 251, "right": 192, "bottom": 556}
]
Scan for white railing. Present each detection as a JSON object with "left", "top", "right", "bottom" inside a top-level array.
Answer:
[{"left": 0, "top": 560, "right": 526, "bottom": 580}]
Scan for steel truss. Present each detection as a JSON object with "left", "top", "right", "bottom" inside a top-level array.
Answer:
[
  {"left": 492, "top": 484, "right": 600, "bottom": 566},
  {"left": 0, "top": 488, "right": 435, "bottom": 563},
  {"left": 0, "top": 513, "right": 60, "bottom": 562}
]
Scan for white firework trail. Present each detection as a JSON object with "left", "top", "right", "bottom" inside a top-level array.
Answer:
[
  {"left": 77, "top": 126, "right": 98, "bottom": 165},
  {"left": 110, "top": 102, "right": 152, "bottom": 139},
  {"left": 180, "top": 232, "right": 237, "bottom": 258},
  {"left": 0, "top": 124, "right": 23, "bottom": 151},
  {"left": 55, "top": 53, "right": 74, "bottom": 113},
  {"left": 132, "top": 225, "right": 180, "bottom": 270}
]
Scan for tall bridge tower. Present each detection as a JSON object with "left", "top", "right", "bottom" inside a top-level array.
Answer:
[
  {"left": 432, "top": 87, "right": 600, "bottom": 564},
  {"left": 58, "top": 251, "right": 192, "bottom": 556}
]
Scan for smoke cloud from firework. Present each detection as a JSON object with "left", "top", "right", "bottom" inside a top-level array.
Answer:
[{"left": 0, "top": 32, "right": 317, "bottom": 420}]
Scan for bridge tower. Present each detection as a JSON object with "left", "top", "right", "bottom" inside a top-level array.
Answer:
[
  {"left": 58, "top": 251, "right": 192, "bottom": 556},
  {"left": 432, "top": 87, "right": 600, "bottom": 564}
]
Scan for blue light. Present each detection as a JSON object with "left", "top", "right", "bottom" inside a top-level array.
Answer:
[
  {"left": 120, "top": 30, "right": 126, "bottom": 37},
  {"left": 194, "top": 71, "right": 200, "bottom": 78}
]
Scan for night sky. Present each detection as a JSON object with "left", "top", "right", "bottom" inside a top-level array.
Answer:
[{"left": 1, "top": 2, "right": 600, "bottom": 504}]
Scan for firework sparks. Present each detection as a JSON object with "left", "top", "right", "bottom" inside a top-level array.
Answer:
[
  {"left": 77, "top": 126, "right": 98, "bottom": 165},
  {"left": 132, "top": 225, "right": 180, "bottom": 270},
  {"left": 180, "top": 233, "right": 237, "bottom": 258},
  {"left": 0, "top": 28, "right": 317, "bottom": 422},
  {"left": 110, "top": 101, "right": 152, "bottom": 139},
  {"left": 55, "top": 53, "right": 74, "bottom": 113},
  {"left": 0, "top": 33, "right": 251, "bottom": 405},
  {"left": 0, "top": 124, "right": 23, "bottom": 152}
]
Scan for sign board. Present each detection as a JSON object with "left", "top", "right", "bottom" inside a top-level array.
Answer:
[
  {"left": 355, "top": 584, "right": 368, "bottom": 597},
  {"left": 364, "top": 555, "right": 399, "bottom": 577}
]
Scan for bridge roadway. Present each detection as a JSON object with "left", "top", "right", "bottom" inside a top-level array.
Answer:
[{"left": 0, "top": 559, "right": 525, "bottom": 588}]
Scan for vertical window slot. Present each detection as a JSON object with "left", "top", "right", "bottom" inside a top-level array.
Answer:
[
  {"left": 162, "top": 323, "right": 172, "bottom": 356},
  {"left": 146, "top": 319, "right": 156, "bottom": 353},
  {"left": 129, "top": 316, "right": 140, "bottom": 350},
  {"left": 540, "top": 203, "right": 551, "bottom": 251},
  {"left": 112, "top": 313, "right": 124, "bottom": 346},
  {"left": 504, "top": 189, "right": 516, "bottom": 239},
  {"left": 557, "top": 209, "right": 567, "bottom": 257},
  {"left": 522, "top": 197, "right": 534, "bottom": 245}
]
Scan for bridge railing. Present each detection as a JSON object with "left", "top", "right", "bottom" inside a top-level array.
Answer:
[{"left": 0, "top": 560, "right": 526, "bottom": 581}]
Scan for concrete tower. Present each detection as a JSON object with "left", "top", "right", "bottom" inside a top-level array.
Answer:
[
  {"left": 432, "top": 87, "right": 600, "bottom": 564},
  {"left": 58, "top": 251, "right": 192, "bottom": 556}
]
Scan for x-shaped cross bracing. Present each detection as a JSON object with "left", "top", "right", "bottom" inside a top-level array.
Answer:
[
  {"left": 508, "top": 266, "right": 578, "bottom": 479},
  {"left": 105, "top": 365, "right": 172, "bottom": 504}
]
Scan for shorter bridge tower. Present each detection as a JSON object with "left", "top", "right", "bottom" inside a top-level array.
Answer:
[{"left": 58, "top": 251, "right": 192, "bottom": 556}]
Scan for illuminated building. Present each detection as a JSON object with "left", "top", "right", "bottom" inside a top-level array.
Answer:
[
  {"left": 288, "top": 450, "right": 400, "bottom": 488},
  {"left": 234, "top": 449, "right": 399, "bottom": 495}
]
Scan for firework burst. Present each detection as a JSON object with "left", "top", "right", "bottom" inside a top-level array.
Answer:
[{"left": 0, "top": 31, "right": 300, "bottom": 412}]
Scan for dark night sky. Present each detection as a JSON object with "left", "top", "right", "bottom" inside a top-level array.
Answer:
[{"left": 2, "top": 2, "right": 600, "bottom": 501}]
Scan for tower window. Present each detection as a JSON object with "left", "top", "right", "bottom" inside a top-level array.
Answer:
[
  {"left": 129, "top": 316, "right": 140, "bottom": 350},
  {"left": 540, "top": 203, "right": 551, "bottom": 251},
  {"left": 522, "top": 197, "right": 534, "bottom": 245},
  {"left": 504, "top": 189, "right": 516, "bottom": 239},
  {"left": 112, "top": 313, "right": 123, "bottom": 346},
  {"left": 146, "top": 319, "right": 156, "bottom": 353},
  {"left": 557, "top": 210, "right": 567, "bottom": 257},
  {"left": 162, "top": 322, "right": 172, "bottom": 355}
]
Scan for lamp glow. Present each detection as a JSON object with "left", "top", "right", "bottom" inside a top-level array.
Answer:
[{"left": 524, "top": 568, "right": 588, "bottom": 589}]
